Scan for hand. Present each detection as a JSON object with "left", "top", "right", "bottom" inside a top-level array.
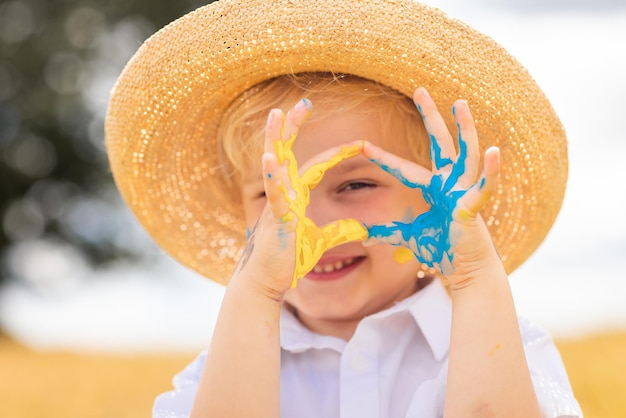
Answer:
[
  {"left": 363, "top": 87, "right": 501, "bottom": 285},
  {"left": 237, "top": 99, "right": 368, "bottom": 293}
]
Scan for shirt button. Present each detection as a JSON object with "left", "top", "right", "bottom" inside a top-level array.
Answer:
[{"left": 350, "top": 354, "right": 370, "bottom": 372}]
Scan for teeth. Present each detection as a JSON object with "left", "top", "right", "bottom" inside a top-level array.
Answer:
[{"left": 313, "top": 257, "right": 356, "bottom": 274}]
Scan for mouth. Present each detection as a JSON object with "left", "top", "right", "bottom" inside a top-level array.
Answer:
[{"left": 306, "top": 256, "right": 364, "bottom": 281}]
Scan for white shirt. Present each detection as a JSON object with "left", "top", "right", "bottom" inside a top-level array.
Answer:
[{"left": 153, "top": 280, "right": 582, "bottom": 417}]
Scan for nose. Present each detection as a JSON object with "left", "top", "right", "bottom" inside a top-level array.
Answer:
[{"left": 305, "top": 187, "right": 338, "bottom": 227}]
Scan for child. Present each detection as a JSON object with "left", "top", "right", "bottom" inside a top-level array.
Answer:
[{"left": 105, "top": 1, "right": 582, "bottom": 417}]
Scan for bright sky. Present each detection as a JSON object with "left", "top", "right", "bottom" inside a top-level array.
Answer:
[{"left": 1, "top": 3, "right": 625, "bottom": 354}]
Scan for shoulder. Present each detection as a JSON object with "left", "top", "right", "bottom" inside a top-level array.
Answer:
[
  {"left": 517, "top": 318, "right": 583, "bottom": 418},
  {"left": 153, "top": 350, "right": 207, "bottom": 418}
]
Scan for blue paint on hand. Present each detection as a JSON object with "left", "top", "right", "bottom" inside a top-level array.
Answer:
[
  {"left": 368, "top": 159, "right": 422, "bottom": 189},
  {"left": 366, "top": 125, "right": 469, "bottom": 274},
  {"left": 416, "top": 104, "right": 425, "bottom": 119},
  {"left": 430, "top": 134, "right": 453, "bottom": 170}
]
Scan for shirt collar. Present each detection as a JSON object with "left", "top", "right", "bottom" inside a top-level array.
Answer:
[
  {"left": 280, "top": 279, "right": 451, "bottom": 361},
  {"left": 280, "top": 306, "right": 347, "bottom": 353}
]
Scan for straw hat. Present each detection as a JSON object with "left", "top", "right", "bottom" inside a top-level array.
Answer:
[{"left": 105, "top": 0, "right": 567, "bottom": 285}]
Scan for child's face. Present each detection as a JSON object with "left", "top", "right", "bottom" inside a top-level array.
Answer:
[{"left": 241, "top": 101, "right": 429, "bottom": 334}]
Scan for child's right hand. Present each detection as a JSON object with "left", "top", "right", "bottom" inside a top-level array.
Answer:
[{"left": 234, "top": 100, "right": 368, "bottom": 298}]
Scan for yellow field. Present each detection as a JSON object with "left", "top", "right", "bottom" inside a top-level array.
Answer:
[{"left": 1, "top": 333, "right": 624, "bottom": 417}]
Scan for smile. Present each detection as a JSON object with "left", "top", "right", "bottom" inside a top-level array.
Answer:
[{"left": 312, "top": 257, "right": 359, "bottom": 273}]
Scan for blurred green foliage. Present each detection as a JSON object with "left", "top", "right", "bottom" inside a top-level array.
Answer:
[{"left": 0, "top": 0, "right": 214, "bottom": 286}]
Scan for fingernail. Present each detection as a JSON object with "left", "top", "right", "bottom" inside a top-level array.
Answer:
[
  {"left": 295, "top": 98, "right": 312, "bottom": 110},
  {"left": 421, "top": 88, "right": 431, "bottom": 101}
]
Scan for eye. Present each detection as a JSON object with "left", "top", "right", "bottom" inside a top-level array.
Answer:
[{"left": 339, "top": 181, "right": 376, "bottom": 192}]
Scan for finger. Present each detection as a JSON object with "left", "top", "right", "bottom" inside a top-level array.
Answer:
[
  {"left": 265, "top": 108, "right": 297, "bottom": 198},
  {"left": 362, "top": 141, "right": 431, "bottom": 189},
  {"left": 320, "top": 219, "right": 368, "bottom": 248},
  {"left": 456, "top": 146, "right": 500, "bottom": 220},
  {"left": 413, "top": 87, "right": 456, "bottom": 170},
  {"left": 365, "top": 223, "right": 405, "bottom": 246},
  {"left": 265, "top": 108, "right": 285, "bottom": 158},
  {"left": 299, "top": 141, "right": 363, "bottom": 189},
  {"left": 451, "top": 99, "right": 480, "bottom": 188},
  {"left": 262, "top": 152, "right": 291, "bottom": 222},
  {"left": 283, "top": 98, "right": 313, "bottom": 142}
]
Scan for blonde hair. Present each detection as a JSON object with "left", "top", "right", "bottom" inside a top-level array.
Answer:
[{"left": 217, "top": 72, "right": 429, "bottom": 188}]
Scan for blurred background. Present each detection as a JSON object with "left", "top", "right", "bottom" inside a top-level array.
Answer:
[{"left": 0, "top": 0, "right": 624, "bottom": 416}]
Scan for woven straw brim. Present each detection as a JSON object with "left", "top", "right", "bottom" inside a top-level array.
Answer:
[{"left": 105, "top": 0, "right": 567, "bottom": 285}]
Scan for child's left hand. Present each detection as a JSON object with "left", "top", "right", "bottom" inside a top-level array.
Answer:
[{"left": 363, "top": 87, "right": 501, "bottom": 288}]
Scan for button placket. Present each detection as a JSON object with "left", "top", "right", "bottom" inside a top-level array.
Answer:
[
  {"left": 350, "top": 352, "right": 371, "bottom": 372},
  {"left": 339, "top": 320, "right": 381, "bottom": 418}
]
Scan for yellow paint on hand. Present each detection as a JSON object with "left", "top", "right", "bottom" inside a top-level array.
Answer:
[
  {"left": 488, "top": 343, "right": 502, "bottom": 357},
  {"left": 273, "top": 136, "right": 367, "bottom": 287},
  {"left": 457, "top": 180, "right": 494, "bottom": 222}
]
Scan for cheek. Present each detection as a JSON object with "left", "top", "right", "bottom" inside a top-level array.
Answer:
[
  {"left": 369, "top": 243, "right": 420, "bottom": 272},
  {"left": 391, "top": 185, "right": 428, "bottom": 217},
  {"left": 408, "top": 189, "right": 429, "bottom": 217},
  {"left": 367, "top": 188, "right": 428, "bottom": 223}
]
